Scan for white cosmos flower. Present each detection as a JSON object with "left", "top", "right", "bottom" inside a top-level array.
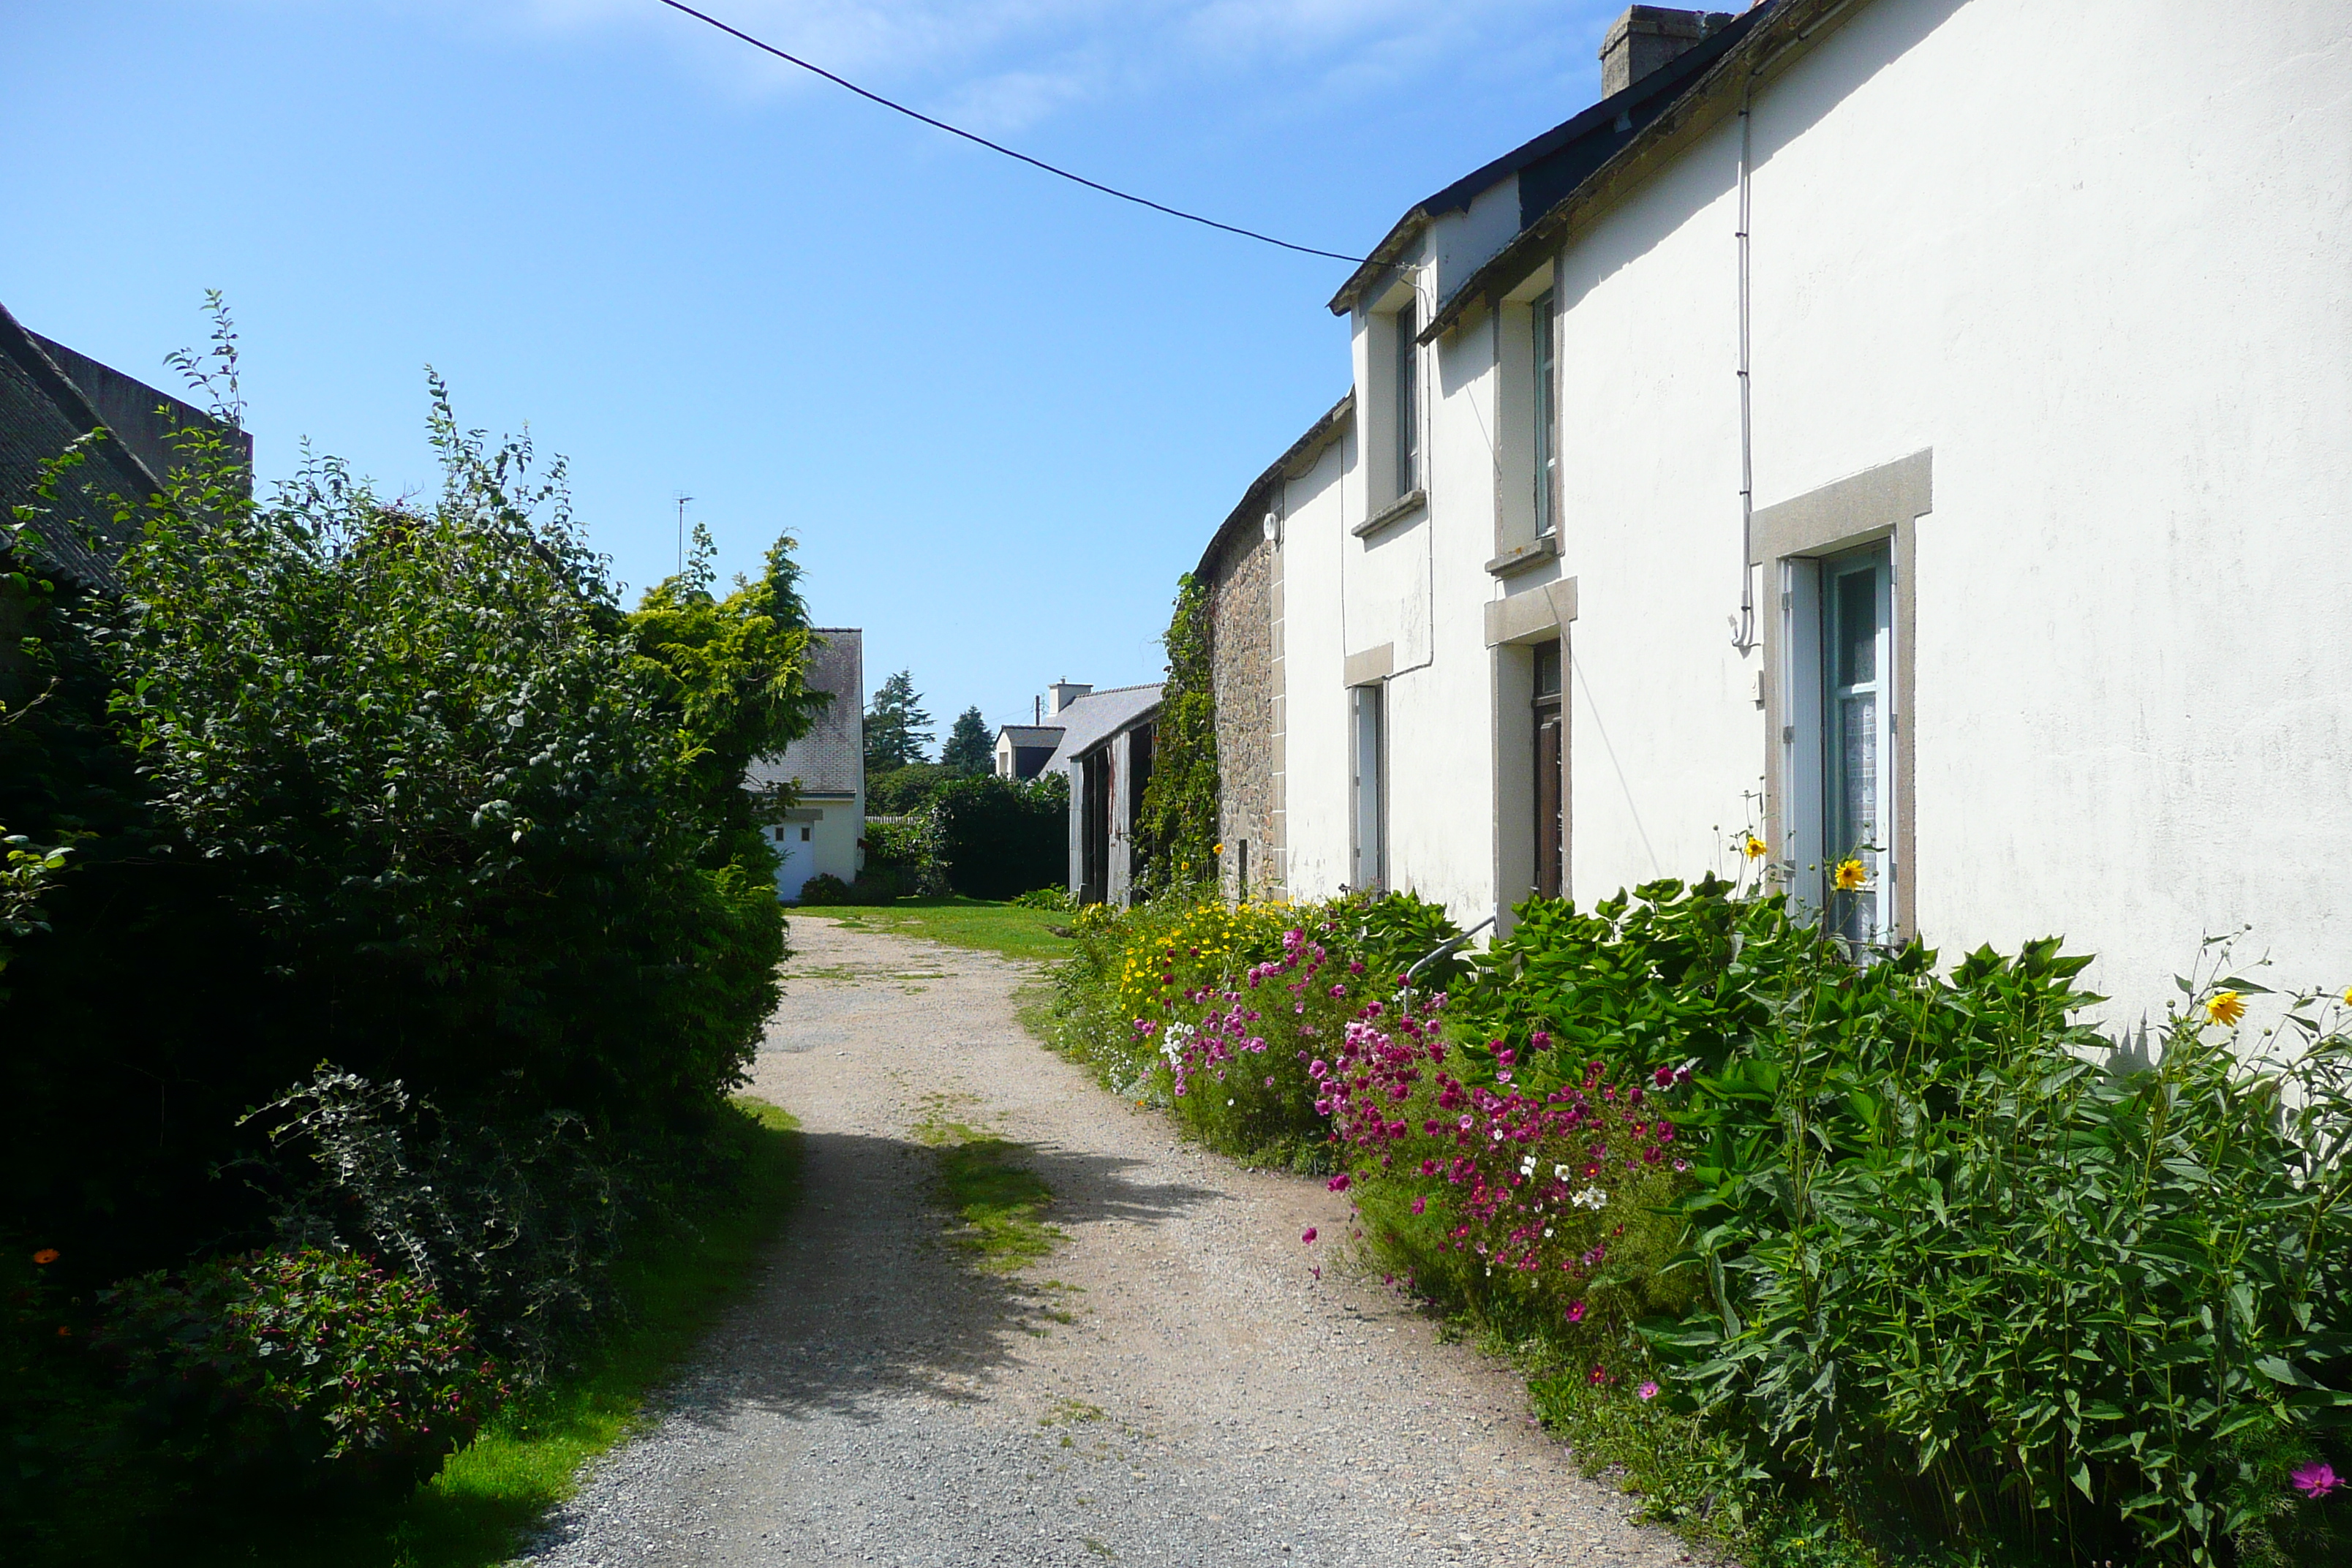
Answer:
[{"left": 1571, "top": 1186, "right": 1609, "bottom": 1210}]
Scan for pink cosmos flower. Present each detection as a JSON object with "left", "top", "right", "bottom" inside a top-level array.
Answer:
[
  {"left": 1301, "top": 1227, "right": 1318, "bottom": 1245},
  {"left": 1327, "top": 1174, "right": 1352, "bottom": 1193},
  {"left": 1587, "top": 1365, "right": 1610, "bottom": 1386},
  {"left": 2292, "top": 1461, "right": 2342, "bottom": 1499},
  {"left": 1637, "top": 1381, "right": 1660, "bottom": 1401},
  {"left": 1567, "top": 1300, "right": 1587, "bottom": 1324}
]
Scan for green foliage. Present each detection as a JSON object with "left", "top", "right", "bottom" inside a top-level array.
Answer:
[
  {"left": 931, "top": 771, "right": 1066, "bottom": 900},
  {"left": 1133, "top": 573, "right": 1215, "bottom": 897},
  {"left": 625, "top": 519, "right": 827, "bottom": 880},
  {"left": 941, "top": 704, "right": 992, "bottom": 776},
  {"left": 864, "top": 668, "right": 931, "bottom": 772},
  {"left": 860, "top": 814, "right": 948, "bottom": 898},
  {"left": 1049, "top": 874, "right": 2352, "bottom": 1566},
  {"left": 1650, "top": 931, "right": 2352, "bottom": 1564},
  {"left": 1011, "top": 885, "right": 1077, "bottom": 912},
  {"left": 1049, "top": 888, "right": 1458, "bottom": 1167},
  {"left": 867, "top": 761, "right": 951, "bottom": 815},
  {"left": 0, "top": 305, "right": 812, "bottom": 1546},
  {"left": 95, "top": 1247, "right": 502, "bottom": 1497},
  {"left": 251, "top": 1070, "right": 632, "bottom": 1376}
]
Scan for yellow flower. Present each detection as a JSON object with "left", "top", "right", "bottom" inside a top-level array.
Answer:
[
  {"left": 2206, "top": 990, "right": 2246, "bottom": 1027},
  {"left": 1833, "top": 859, "right": 1867, "bottom": 892},
  {"left": 2342, "top": 986, "right": 2351, "bottom": 1008},
  {"left": 1214, "top": 843, "right": 1225, "bottom": 854},
  {"left": 1742, "top": 834, "right": 1768, "bottom": 860}
]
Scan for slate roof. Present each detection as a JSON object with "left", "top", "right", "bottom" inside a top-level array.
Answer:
[
  {"left": 1044, "top": 683, "right": 1164, "bottom": 772},
  {"left": 745, "top": 627, "right": 864, "bottom": 799},
  {"left": 995, "top": 725, "right": 1064, "bottom": 748},
  {"left": 1327, "top": 3, "right": 1768, "bottom": 317},
  {"left": 1, "top": 304, "right": 165, "bottom": 591},
  {"left": 1425, "top": 0, "right": 1855, "bottom": 342}
]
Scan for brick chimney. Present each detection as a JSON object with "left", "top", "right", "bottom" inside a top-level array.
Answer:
[{"left": 1599, "top": 7, "right": 1735, "bottom": 97}]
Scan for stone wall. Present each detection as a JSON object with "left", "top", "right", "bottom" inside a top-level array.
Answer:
[{"left": 1205, "top": 528, "right": 1279, "bottom": 900}]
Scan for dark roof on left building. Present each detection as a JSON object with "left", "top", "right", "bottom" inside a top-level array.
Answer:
[{"left": 0, "top": 301, "right": 250, "bottom": 592}]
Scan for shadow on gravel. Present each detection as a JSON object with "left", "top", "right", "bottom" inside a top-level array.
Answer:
[{"left": 656, "top": 1130, "right": 1220, "bottom": 1431}]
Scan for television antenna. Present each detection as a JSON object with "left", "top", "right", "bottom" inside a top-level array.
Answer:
[{"left": 674, "top": 492, "right": 693, "bottom": 576}]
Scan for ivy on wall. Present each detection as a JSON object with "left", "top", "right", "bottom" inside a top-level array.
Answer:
[{"left": 1136, "top": 573, "right": 1218, "bottom": 894}]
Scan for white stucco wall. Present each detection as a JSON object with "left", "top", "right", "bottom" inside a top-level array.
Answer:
[
  {"left": 1545, "top": 0, "right": 2352, "bottom": 1027},
  {"left": 1275, "top": 430, "right": 1356, "bottom": 900},
  {"left": 772, "top": 800, "right": 862, "bottom": 902},
  {"left": 1273, "top": 0, "right": 2352, "bottom": 1030}
]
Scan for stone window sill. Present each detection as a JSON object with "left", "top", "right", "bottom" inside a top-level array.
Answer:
[
  {"left": 1352, "top": 488, "right": 1426, "bottom": 539},
  {"left": 1485, "top": 534, "right": 1559, "bottom": 578}
]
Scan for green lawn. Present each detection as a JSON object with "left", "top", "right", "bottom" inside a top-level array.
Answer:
[
  {"left": 184, "top": 1098, "right": 803, "bottom": 1568},
  {"left": 804, "top": 896, "right": 1076, "bottom": 965}
]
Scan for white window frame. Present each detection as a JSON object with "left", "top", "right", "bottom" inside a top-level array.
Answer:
[{"left": 1780, "top": 542, "right": 1895, "bottom": 947}]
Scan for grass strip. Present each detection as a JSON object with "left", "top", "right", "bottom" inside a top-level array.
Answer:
[
  {"left": 811, "top": 896, "right": 1074, "bottom": 965},
  {"left": 192, "top": 1096, "right": 803, "bottom": 1568}
]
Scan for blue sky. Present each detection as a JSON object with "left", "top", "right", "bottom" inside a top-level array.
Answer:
[{"left": 4, "top": 0, "right": 1625, "bottom": 742}]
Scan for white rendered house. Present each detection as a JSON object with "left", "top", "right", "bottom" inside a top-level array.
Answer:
[
  {"left": 747, "top": 627, "right": 864, "bottom": 902},
  {"left": 1214, "top": 0, "right": 2352, "bottom": 1028}
]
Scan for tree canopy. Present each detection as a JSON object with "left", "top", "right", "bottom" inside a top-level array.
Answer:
[
  {"left": 864, "top": 668, "right": 932, "bottom": 772},
  {"left": 942, "top": 705, "right": 992, "bottom": 776}
]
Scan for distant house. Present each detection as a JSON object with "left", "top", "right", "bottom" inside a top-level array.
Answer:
[
  {"left": 1036, "top": 682, "right": 1162, "bottom": 906},
  {"left": 745, "top": 628, "right": 864, "bottom": 902},
  {"left": 0, "top": 300, "right": 250, "bottom": 592},
  {"left": 992, "top": 725, "right": 1063, "bottom": 781}
]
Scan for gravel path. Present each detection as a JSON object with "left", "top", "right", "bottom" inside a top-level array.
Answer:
[{"left": 523, "top": 916, "right": 1703, "bottom": 1568}]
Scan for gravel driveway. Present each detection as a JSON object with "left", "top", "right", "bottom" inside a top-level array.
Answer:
[{"left": 522, "top": 916, "right": 1702, "bottom": 1567}]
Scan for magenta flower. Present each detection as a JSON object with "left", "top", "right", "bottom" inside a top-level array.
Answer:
[
  {"left": 1637, "top": 1380, "right": 1660, "bottom": 1402},
  {"left": 1567, "top": 1300, "right": 1587, "bottom": 1324},
  {"left": 1301, "top": 1227, "right": 1318, "bottom": 1245},
  {"left": 2293, "top": 1462, "right": 2343, "bottom": 1499},
  {"left": 1410, "top": 1196, "right": 1426, "bottom": 1215},
  {"left": 1327, "top": 1174, "right": 1352, "bottom": 1193}
]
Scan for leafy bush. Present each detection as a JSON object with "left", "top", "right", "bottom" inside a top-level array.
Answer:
[
  {"left": 1011, "top": 885, "right": 1077, "bottom": 912},
  {"left": 1052, "top": 874, "right": 2352, "bottom": 1565},
  {"left": 94, "top": 1247, "right": 502, "bottom": 1497},
  {"left": 250, "top": 1068, "right": 629, "bottom": 1377},
  {"left": 862, "top": 815, "right": 948, "bottom": 897},
  {"left": 932, "top": 772, "right": 1066, "bottom": 900},
  {"left": 794, "top": 870, "right": 902, "bottom": 906},
  {"left": 867, "top": 761, "right": 951, "bottom": 816}
]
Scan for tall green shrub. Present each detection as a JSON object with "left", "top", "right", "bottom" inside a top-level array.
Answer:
[
  {"left": 932, "top": 772, "right": 1066, "bottom": 900},
  {"left": 1134, "top": 573, "right": 1215, "bottom": 894}
]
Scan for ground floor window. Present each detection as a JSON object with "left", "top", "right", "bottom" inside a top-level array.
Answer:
[
  {"left": 1352, "top": 683, "right": 1385, "bottom": 892},
  {"left": 1785, "top": 541, "right": 1894, "bottom": 946}
]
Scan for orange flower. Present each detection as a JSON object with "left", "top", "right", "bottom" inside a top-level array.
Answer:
[
  {"left": 1833, "top": 859, "right": 1867, "bottom": 892},
  {"left": 56, "top": 1325, "right": 70, "bottom": 1337},
  {"left": 31, "top": 1248, "right": 59, "bottom": 1266},
  {"left": 2206, "top": 990, "right": 2246, "bottom": 1027}
]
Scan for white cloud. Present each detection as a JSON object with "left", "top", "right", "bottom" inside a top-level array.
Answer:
[{"left": 471, "top": 0, "right": 1572, "bottom": 124}]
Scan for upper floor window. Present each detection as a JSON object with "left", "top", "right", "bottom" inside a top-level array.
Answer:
[
  {"left": 1392, "top": 301, "right": 1420, "bottom": 500},
  {"left": 1531, "top": 290, "right": 1558, "bottom": 538}
]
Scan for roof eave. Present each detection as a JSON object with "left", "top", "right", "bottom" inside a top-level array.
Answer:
[
  {"left": 1327, "top": 212, "right": 1429, "bottom": 317},
  {"left": 1193, "top": 391, "right": 1354, "bottom": 581}
]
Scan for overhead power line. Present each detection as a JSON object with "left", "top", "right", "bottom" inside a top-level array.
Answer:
[{"left": 650, "top": 0, "right": 1369, "bottom": 264}]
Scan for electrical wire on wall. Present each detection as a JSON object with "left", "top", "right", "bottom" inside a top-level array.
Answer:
[
  {"left": 1730, "top": 78, "right": 1759, "bottom": 656},
  {"left": 649, "top": 0, "right": 1369, "bottom": 265}
]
